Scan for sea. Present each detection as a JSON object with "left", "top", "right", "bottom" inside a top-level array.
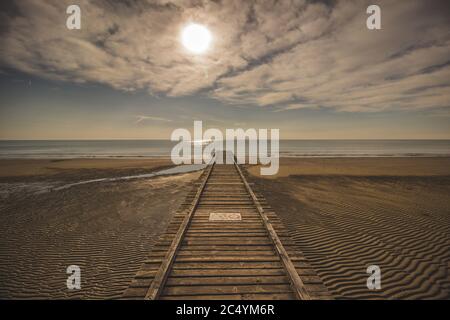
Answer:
[{"left": 1, "top": 140, "right": 450, "bottom": 159}]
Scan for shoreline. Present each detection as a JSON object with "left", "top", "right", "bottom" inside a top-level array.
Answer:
[
  {"left": 1, "top": 154, "right": 450, "bottom": 159},
  {"left": 0, "top": 157, "right": 449, "bottom": 299},
  {"left": 0, "top": 158, "right": 175, "bottom": 180}
]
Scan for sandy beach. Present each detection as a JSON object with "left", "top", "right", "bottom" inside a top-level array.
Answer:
[
  {"left": 248, "top": 157, "right": 450, "bottom": 299},
  {"left": 0, "top": 157, "right": 449, "bottom": 299},
  {"left": 0, "top": 158, "right": 201, "bottom": 299}
]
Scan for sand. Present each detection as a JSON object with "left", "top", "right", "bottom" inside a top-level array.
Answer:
[
  {"left": 247, "top": 158, "right": 450, "bottom": 299},
  {"left": 1, "top": 157, "right": 449, "bottom": 299},
  {"left": 0, "top": 159, "right": 201, "bottom": 299},
  {"left": 248, "top": 157, "right": 450, "bottom": 178},
  {"left": 0, "top": 158, "right": 173, "bottom": 180}
]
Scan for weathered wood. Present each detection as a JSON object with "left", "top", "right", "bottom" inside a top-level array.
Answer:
[
  {"left": 170, "top": 261, "right": 284, "bottom": 269},
  {"left": 165, "top": 275, "right": 290, "bottom": 286},
  {"left": 143, "top": 163, "right": 215, "bottom": 300},
  {"left": 160, "top": 293, "right": 296, "bottom": 300},
  {"left": 176, "top": 250, "right": 276, "bottom": 256},
  {"left": 136, "top": 268, "right": 288, "bottom": 278},
  {"left": 132, "top": 276, "right": 291, "bottom": 288},
  {"left": 163, "top": 284, "right": 293, "bottom": 296},
  {"left": 146, "top": 256, "right": 281, "bottom": 263},
  {"left": 123, "top": 152, "right": 332, "bottom": 300},
  {"left": 233, "top": 157, "right": 312, "bottom": 300}
]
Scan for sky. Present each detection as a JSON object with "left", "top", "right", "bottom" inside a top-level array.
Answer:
[{"left": 0, "top": 0, "right": 449, "bottom": 140}]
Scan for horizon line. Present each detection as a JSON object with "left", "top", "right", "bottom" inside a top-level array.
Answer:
[{"left": 1, "top": 138, "right": 450, "bottom": 141}]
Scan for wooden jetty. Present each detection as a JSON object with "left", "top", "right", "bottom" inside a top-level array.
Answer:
[{"left": 123, "top": 152, "right": 332, "bottom": 300}]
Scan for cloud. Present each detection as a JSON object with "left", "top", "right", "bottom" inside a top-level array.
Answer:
[
  {"left": 135, "top": 115, "right": 172, "bottom": 123},
  {"left": 274, "top": 103, "right": 318, "bottom": 112},
  {"left": 0, "top": 0, "right": 449, "bottom": 113}
]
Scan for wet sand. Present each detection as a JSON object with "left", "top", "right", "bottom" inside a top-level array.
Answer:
[
  {"left": 248, "top": 158, "right": 450, "bottom": 299},
  {"left": 0, "top": 158, "right": 173, "bottom": 181},
  {"left": 1, "top": 158, "right": 449, "bottom": 299},
  {"left": 0, "top": 158, "right": 201, "bottom": 299}
]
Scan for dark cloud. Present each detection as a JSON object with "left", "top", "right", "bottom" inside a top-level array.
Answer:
[{"left": 0, "top": 0, "right": 449, "bottom": 112}]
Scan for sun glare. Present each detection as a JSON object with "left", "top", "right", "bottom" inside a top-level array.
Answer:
[{"left": 181, "top": 23, "right": 212, "bottom": 54}]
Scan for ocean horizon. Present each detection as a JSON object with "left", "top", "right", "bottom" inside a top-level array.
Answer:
[{"left": 1, "top": 139, "right": 450, "bottom": 159}]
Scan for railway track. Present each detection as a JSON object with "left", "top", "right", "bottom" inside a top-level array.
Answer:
[{"left": 123, "top": 152, "right": 332, "bottom": 300}]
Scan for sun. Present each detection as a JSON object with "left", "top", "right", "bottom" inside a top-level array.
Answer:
[{"left": 181, "top": 23, "right": 212, "bottom": 54}]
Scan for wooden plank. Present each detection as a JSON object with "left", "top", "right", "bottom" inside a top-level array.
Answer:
[
  {"left": 136, "top": 268, "right": 288, "bottom": 278},
  {"left": 170, "top": 269, "right": 288, "bottom": 277},
  {"left": 176, "top": 250, "right": 276, "bottom": 256},
  {"left": 171, "top": 261, "right": 284, "bottom": 269},
  {"left": 153, "top": 256, "right": 281, "bottom": 262},
  {"left": 166, "top": 276, "right": 290, "bottom": 286},
  {"left": 185, "top": 232, "right": 268, "bottom": 236},
  {"left": 158, "top": 245, "right": 275, "bottom": 251},
  {"left": 160, "top": 293, "right": 296, "bottom": 300},
  {"left": 182, "top": 236, "right": 271, "bottom": 241},
  {"left": 181, "top": 239, "right": 273, "bottom": 245},
  {"left": 143, "top": 163, "right": 215, "bottom": 300},
  {"left": 123, "top": 154, "right": 332, "bottom": 300},
  {"left": 163, "top": 284, "right": 293, "bottom": 296},
  {"left": 233, "top": 159, "right": 312, "bottom": 300},
  {"left": 131, "top": 275, "right": 291, "bottom": 288}
]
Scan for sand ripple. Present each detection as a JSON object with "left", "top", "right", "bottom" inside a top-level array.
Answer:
[
  {"left": 0, "top": 172, "right": 200, "bottom": 299},
  {"left": 255, "top": 175, "right": 450, "bottom": 299}
]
